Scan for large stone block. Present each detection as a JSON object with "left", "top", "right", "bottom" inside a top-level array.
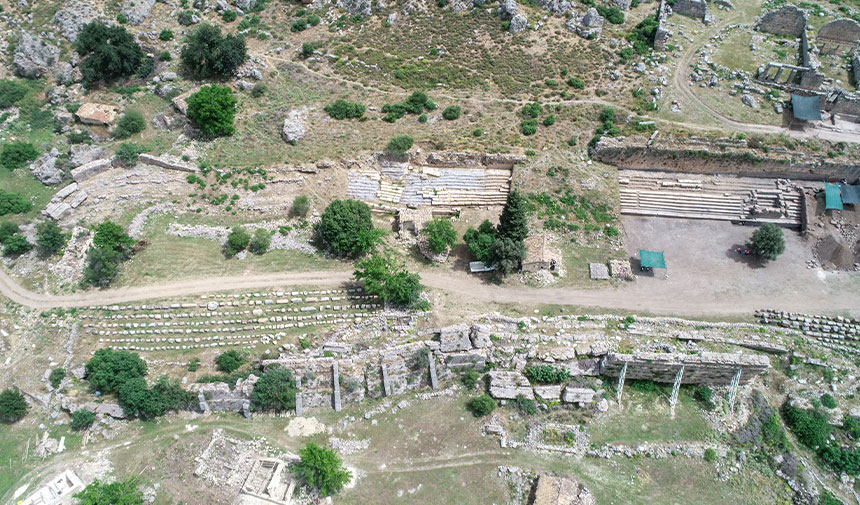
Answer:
[
  {"left": 488, "top": 371, "right": 534, "bottom": 400},
  {"left": 561, "top": 386, "right": 596, "bottom": 404},
  {"left": 439, "top": 324, "right": 472, "bottom": 352}
]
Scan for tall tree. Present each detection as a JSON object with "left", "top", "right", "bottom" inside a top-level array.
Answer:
[
  {"left": 497, "top": 190, "right": 529, "bottom": 243},
  {"left": 750, "top": 223, "right": 785, "bottom": 261},
  {"left": 75, "top": 22, "right": 143, "bottom": 86}
]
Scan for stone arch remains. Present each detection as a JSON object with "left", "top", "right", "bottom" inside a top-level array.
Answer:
[
  {"left": 817, "top": 18, "right": 860, "bottom": 55},
  {"left": 757, "top": 5, "right": 807, "bottom": 38}
]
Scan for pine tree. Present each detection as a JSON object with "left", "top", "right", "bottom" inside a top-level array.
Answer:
[{"left": 497, "top": 190, "right": 529, "bottom": 243}]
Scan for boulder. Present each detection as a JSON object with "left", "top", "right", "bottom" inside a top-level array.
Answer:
[
  {"left": 566, "top": 358, "right": 601, "bottom": 376},
  {"left": 741, "top": 94, "right": 758, "bottom": 109},
  {"left": 281, "top": 110, "right": 306, "bottom": 144},
  {"left": 52, "top": 0, "right": 100, "bottom": 41},
  {"left": 569, "top": 8, "right": 604, "bottom": 39},
  {"left": 439, "top": 324, "right": 472, "bottom": 352},
  {"left": 235, "top": 0, "right": 257, "bottom": 10},
  {"left": 469, "top": 324, "right": 492, "bottom": 348},
  {"left": 336, "top": 0, "right": 372, "bottom": 17},
  {"left": 14, "top": 32, "right": 60, "bottom": 79},
  {"left": 499, "top": 0, "right": 529, "bottom": 32},
  {"left": 75, "top": 103, "right": 120, "bottom": 126},
  {"left": 54, "top": 62, "right": 82, "bottom": 85},
  {"left": 533, "top": 385, "right": 562, "bottom": 401},
  {"left": 30, "top": 148, "right": 63, "bottom": 185},
  {"left": 69, "top": 145, "right": 104, "bottom": 167},
  {"left": 121, "top": 0, "right": 156, "bottom": 24},
  {"left": 561, "top": 386, "right": 596, "bottom": 404},
  {"left": 510, "top": 14, "right": 528, "bottom": 33}
]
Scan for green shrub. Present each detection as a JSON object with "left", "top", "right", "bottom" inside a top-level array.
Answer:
[
  {"left": 353, "top": 254, "right": 423, "bottom": 307},
  {"left": 113, "top": 110, "right": 146, "bottom": 139},
  {"left": 386, "top": 135, "right": 414, "bottom": 154},
  {"left": 0, "top": 141, "right": 38, "bottom": 170},
  {"left": 85, "top": 348, "right": 147, "bottom": 394},
  {"left": 135, "top": 56, "right": 154, "bottom": 78},
  {"left": 0, "top": 79, "right": 29, "bottom": 108},
  {"left": 291, "top": 18, "right": 308, "bottom": 32},
  {"left": 75, "top": 22, "right": 143, "bottom": 86},
  {"left": 467, "top": 394, "right": 496, "bottom": 417},
  {"left": 82, "top": 246, "right": 123, "bottom": 287},
  {"left": 324, "top": 99, "right": 365, "bottom": 119},
  {"left": 520, "top": 119, "right": 537, "bottom": 135},
  {"left": 70, "top": 409, "right": 96, "bottom": 431},
  {"left": 224, "top": 226, "right": 251, "bottom": 257},
  {"left": 318, "top": 199, "right": 380, "bottom": 257},
  {"left": 0, "top": 190, "right": 33, "bottom": 215},
  {"left": 596, "top": 5, "right": 624, "bottom": 23},
  {"left": 418, "top": 114, "right": 428, "bottom": 123},
  {"left": 472, "top": 128, "right": 483, "bottom": 137},
  {"left": 222, "top": 9, "right": 237, "bottom": 22},
  {"left": 67, "top": 131, "right": 92, "bottom": 144},
  {"left": 181, "top": 24, "right": 247, "bottom": 79},
  {"left": 118, "top": 375, "right": 193, "bottom": 419},
  {"left": 74, "top": 478, "right": 144, "bottom": 505},
  {"left": 251, "top": 83, "right": 267, "bottom": 98},
  {"left": 0, "top": 221, "right": 17, "bottom": 243},
  {"left": 704, "top": 448, "right": 717, "bottom": 462},
  {"left": 521, "top": 102, "right": 541, "bottom": 118},
  {"left": 251, "top": 365, "right": 298, "bottom": 411},
  {"left": 292, "top": 195, "right": 311, "bottom": 216},
  {"left": 158, "top": 50, "right": 172, "bottom": 61},
  {"left": 463, "top": 220, "right": 497, "bottom": 263},
  {"left": 49, "top": 368, "right": 66, "bottom": 389},
  {"left": 442, "top": 105, "right": 461, "bottom": 120},
  {"left": 293, "top": 443, "right": 352, "bottom": 497},
  {"left": 187, "top": 84, "right": 237, "bottom": 136},
  {"left": 628, "top": 379, "right": 660, "bottom": 393},
  {"left": 543, "top": 114, "right": 555, "bottom": 126},
  {"left": 3, "top": 234, "right": 33, "bottom": 256},
  {"left": 248, "top": 228, "right": 271, "bottom": 255},
  {"left": 524, "top": 365, "right": 570, "bottom": 384},
  {"left": 216, "top": 350, "right": 244, "bottom": 373},
  {"left": 460, "top": 370, "right": 479, "bottom": 389},
  {"left": 821, "top": 393, "right": 837, "bottom": 409},
  {"left": 187, "top": 358, "right": 201, "bottom": 372},
  {"left": 567, "top": 76, "right": 585, "bottom": 89},
  {"left": 93, "top": 221, "right": 134, "bottom": 256},
  {"left": 628, "top": 15, "right": 658, "bottom": 55},
  {"left": 782, "top": 402, "right": 831, "bottom": 449},
  {"left": 819, "top": 491, "right": 844, "bottom": 505},
  {"left": 422, "top": 218, "right": 456, "bottom": 254},
  {"left": 308, "top": 14, "right": 321, "bottom": 26},
  {"left": 513, "top": 394, "right": 537, "bottom": 415},
  {"left": 177, "top": 10, "right": 194, "bottom": 25},
  {"left": 693, "top": 385, "right": 715, "bottom": 410},
  {"left": 0, "top": 388, "right": 28, "bottom": 423},
  {"left": 159, "top": 29, "right": 174, "bottom": 40},
  {"left": 114, "top": 142, "right": 146, "bottom": 165},
  {"left": 301, "top": 42, "right": 317, "bottom": 58}
]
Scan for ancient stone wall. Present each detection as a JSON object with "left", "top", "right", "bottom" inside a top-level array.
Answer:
[
  {"left": 757, "top": 5, "right": 807, "bottom": 38},
  {"left": 817, "top": 18, "right": 860, "bottom": 55},
  {"left": 654, "top": 0, "right": 670, "bottom": 50},
  {"left": 854, "top": 53, "right": 860, "bottom": 88},
  {"left": 600, "top": 352, "right": 770, "bottom": 384},
  {"left": 672, "top": 0, "right": 706, "bottom": 21}
]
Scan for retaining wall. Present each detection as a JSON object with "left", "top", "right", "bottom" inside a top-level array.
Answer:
[{"left": 600, "top": 351, "right": 770, "bottom": 384}]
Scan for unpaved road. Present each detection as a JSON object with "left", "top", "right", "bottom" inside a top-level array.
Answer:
[{"left": 1, "top": 267, "right": 858, "bottom": 317}]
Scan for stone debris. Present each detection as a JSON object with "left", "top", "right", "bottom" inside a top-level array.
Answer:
[
  {"left": 17, "top": 470, "right": 84, "bottom": 505},
  {"left": 608, "top": 259, "right": 634, "bottom": 280},
  {"left": 589, "top": 263, "right": 610, "bottom": 280},
  {"left": 568, "top": 8, "right": 604, "bottom": 39},
  {"left": 532, "top": 474, "right": 596, "bottom": 505},
  {"left": 121, "top": 0, "right": 155, "bottom": 24},
  {"left": 30, "top": 148, "right": 63, "bottom": 185},
  {"left": 51, "top": 227, "right": 93, "bottom": 280},
  {"left": 498, "top": 0, "right": 528, "bottom": 33},
  {"left": 281, "top": 109, "right": 307, "bottom": 144},
  {"left": 52, "top": 0, "right": 101, "bottom": 41},
  {"left": 14, "top": 32, "right": 60, "bottom": 79},
  {"left": 488, "top": 371, "right": 534, "bottom": 400}
]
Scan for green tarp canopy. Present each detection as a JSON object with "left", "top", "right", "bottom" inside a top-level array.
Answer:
[
  {"left": 639, "top": 249, "right": 666, "bottom": 269},
  {"left": 841, "top": 184, "right": 860, "bottom": 205},
  {"left": 825, "top": 183, "right": 843, "bottom": 210},
  {"left": 791, "top": 94, "right": 822, "bottom": 121}
]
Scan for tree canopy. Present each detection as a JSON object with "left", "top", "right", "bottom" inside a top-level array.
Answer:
[
  {"left": 35, "top": 221, "right": 66, "bottom": 257},
  {"left": 180, "top": 24, "right": 247, "bottom": 79},
  {"left": 0, "top": 388, "right": 28, "bottom": 423},
  {"left": 497, "top": 190, "right": 529, "bottom": 243},
  {"left": 187, "top": 84, "right": 237, "bottom": 137},
  {"left": 92, "top": 221, "right": 134, "bottom": 257},
  {"left": 293, "top": 443, "right": 352, "bottom": 497},
  {"left": 251, "top": 365, "right": 298, "bottom": 412},
  {"left": 353, "top": 254, "right": 423, "bottom": 307},
  {"left": 463, "top": 220, "right": 497, "bottom": 264},
  {"left": 422, "top": 218, "right": 456, "bottom": 254},
  {"left": 489, "top": 236, "right": 525, "bottom": 276},
  {"left": 318, "top": 199, "right": 381, "bottom": 257},
  {"left": 74, "top": 478, "right": 144, "bottom": 505},
  {"left": 750, "top": 223, "right": 785, "bottom": 261},
  {"left": 75, "top": 22, "right": 143, "bottom": 86},
  {"left": 85, "top": 348, "right": 147, "bottom": 394}
]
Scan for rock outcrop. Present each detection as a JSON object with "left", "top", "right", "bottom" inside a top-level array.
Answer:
[
  {"left": 121, "top": 0, "right": 156, "bottom": 24},
  {"left": 30, "top": 148, "right": 63, "bottom": 185},
  {"left": 52, "top": 0, "right": 100, "bottom": 41},
  {"left": 14, "top": 32, "right": 60, "bottom": 79},
  {"left": 281, "top": 110, "right": 306, "bottom": 144}
]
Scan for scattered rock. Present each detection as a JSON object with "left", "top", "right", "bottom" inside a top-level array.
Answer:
[
  {"left": 14, "top": 32, "right": 60, "bottom": 79},
  {"left": 30, "top": 148, "right": 63, "bottom": 185},
  {"left": 52, "top": 0, "right": 100, "bottom": 41},
  {"left": 121, "top": 0, "right": 156, "bottom": 24}
]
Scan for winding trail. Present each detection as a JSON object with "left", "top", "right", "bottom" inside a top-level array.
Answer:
[{"left": 1, "top": 267, "right": 858, "bottom": 317}]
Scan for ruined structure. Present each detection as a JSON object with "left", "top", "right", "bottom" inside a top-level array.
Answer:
[
  {"left": 18, "top": 470, "right": 84, "bottom": 505},
  {"left": 600, "top": 351, "right": 770, "bottom": 384},
  {"left": 671, "top": 0, "right": 707, "bottom": 23},
  {"left": 188, "top": 375, "right": 258, "bottom": 418},
  {"left": 816, "top": 18, "right": 860, "bottom": 56},
  {"left": 522, "top": 234, "right": 563, "bottom": 273},
  {"left": 531, "top": 474, "right": 596, "bottom": 505},
  {"left": 756, "top": 5, "right": 806, "bottom": 38}
]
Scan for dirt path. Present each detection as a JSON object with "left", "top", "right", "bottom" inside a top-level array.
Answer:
[{"left": 1, "top": 266, "right": 858, "bottom": 317}]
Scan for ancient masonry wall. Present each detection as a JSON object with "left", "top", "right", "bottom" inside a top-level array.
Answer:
[
  {"left": 672, "top": 0, "right": 706, "bottom": 21},
  {"left": 600, "top": 352, "right": 770, "bottom": 384},
  {"left": 654, "top": 0, "right": 670, "bottom": 50},
  {"left": 757, "top": 5, "right": 807, "bottom": 38}
]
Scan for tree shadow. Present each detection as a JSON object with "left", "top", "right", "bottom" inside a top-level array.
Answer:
[{"left": 724, "top": 244, "right": 766, "bottom": 269}]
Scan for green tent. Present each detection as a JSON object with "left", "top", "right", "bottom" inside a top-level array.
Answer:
[
  {"left": 825, "top": 183, "right": 843, "bottom": 210},
  {"left": 639, "top": 249, "right": 666, "bottom": 269}
]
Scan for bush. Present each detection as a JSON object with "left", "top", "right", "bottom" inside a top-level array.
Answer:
[
  {"left": 136, "top": 56, "right": 155, "bottom": 79},
  {"left": 177, "top": 10, "right": 195, "bottom": 25},
  {"left": 524, "top": 365, "right": 570, "bottom": 384},
  {"left": 74, "top": 478, "right": 144, "bottom": 505},
  {"left": 49, "top": 367, "right": 66, "bottom": 388},
  {"left": 118, "top": 375, "right": 193, "bottom": 419},
  {"left": 82, "top": 246, "right": 123, "bottom": 287},
  {"left": 353, "top": 254, "right": 423, "bottom": 307},
  {"left": 75, "top": 22, "right": 143, "bottom": 86},
  {"left": 0, "top": 221, "right": 17, "bottom": 243},
  {"left": 514, "top": 394, "right": 537, "bottom": 415},
  {"left": 85, "top": 348, "right": 147, "bottom": 394},
  {"left": 222, "top": 9, "right": 237, "bottom": 22},
  {"left": 248, "top": 228, "right": 271, "bottom": 255},
  {"left": 750, "top": 223, "right": 785, "bottom": 261},
  {"left": 250, "top": 83, "right": 266, "bottom": 98},
  {"left": 67, "top": 131, "right": 93, "bottom": 145},
  {"left": 292, "top": 195, "right": 311, "bottom": 217},
  {"left": 0, "top": 190, "right": 33, "bottom": 215},
  {"left": 93, "top": 221, "right": 134, "bottom": 256},
  {"left": 819, "top": 492, "right": 844, "bottom": 505},
  {"left": 520, "top": 119, "right": 537, "bottom": 135},
  {"left": 463, "top": 220, "right": 497, "bottom": 263},
  {"left": 301, "top": 42, "right": 317, "bottom": 58},
  {"left": 3, "top": 234, "right": 33, "bottom": 256},
  {"left": 521, "top": 102, "right": 541, "bottom": 118},
  {"left": 467, "top": 394, "right": 496, "bottom": 417},
  {"left": 543, "top": 114, "right": 555, "bottom": 126},
  {"left": 821, "top": 393, "right": 837, "bottom": 409},
  {"left": 216, "top": 350, "right": 244, "bottom": 373},
  {"left": 693, "top": 385, "right": 715, "bottom": 410},
  {"left": 628, "top": 15, "right": 658, "bottom": 55},
  {"left": 158, "top": 50, "right": 172, "bottom": 61},
  {"left": 318, "top": 199, "right": 378, "bottom": 257},
  {"left": 224, "top": 226, "right": 251, "bottom": 257},
  {"left": 472, "top": 128, "right": 482, "bottom": 137},
  {"left": 386, "top": 135, "right": 414, "bottom": 154},
  {"left": 782, "top": 402, "right": 831, "bottom": 450},
  {"left": 422, "top": 218, "right": 456, "bottom": 254},
  {"left": 567, "top": 76, "right": 585, "bottom": 89},
  {"left": 460, "top": 370, "right": 479, "bottom": 389},
  {"left": 442, "top": 105, "right": 461, "bottom": 120},
  {"left": 187, "top": 84, "right": 237, "bottom": 136},
  {"left": 704, "top": 448, "right": 717, "bottom": 462},
  {"left": 293, "top": 443, "right": 352, "bottom": 497},
  {"left": 324, "top": 99, "right": 365, "bottom": 120},
  {"left": 70, "top": 409, "right": 96, "bottom": 431},
  {"left": 159, "top": 29, "right": 174, "bottom": 41},
  {"left": 114, "top": 142, "right": 146, "bottom": 165},
  {"left": 181, "top": 24, "right": 247, "bottom": 79},
  {"left": 291, "top": 18, "right": 308, "bottom": 32},
  {"left": 418, "top": 113, "right": 428, "bottom": 123},
  {"left": 0, "top": 388, "right": 27, "bottom": 423},
  {"left": 0, "top": 79, "right": 29, "bottom": 108},
  {"left": 308, "top": 14, "right": 321, "bottom": 26},
  {"left": 251, "top": 365, "right": 298, "bottom": 411},
  {"left": 1, "top": 141, "right": 38, "bottom": 170},
  {"left": 113, "top": 110, "right": 146, "bottom": 139},
  {"left": 596, "top": 5, "right": 624, "bottom": 23}
]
